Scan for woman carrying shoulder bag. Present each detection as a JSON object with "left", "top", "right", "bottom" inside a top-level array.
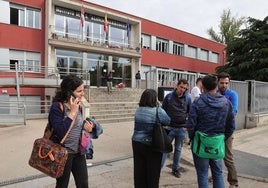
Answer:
[
  {"left": 132, "top": 89, "right": 170, "bottom": 188},
  {"left": 48, "top": 74, "right": 93, "bottom": 188}
]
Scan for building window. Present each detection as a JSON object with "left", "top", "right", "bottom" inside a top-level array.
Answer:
[
  {"left": 109, "top": 26, "right": 126, "bottom": 47},
  {"left": 211, "top": 52, "right": 219, "bottom": 63},
  {"left": 54, "top": 6, "right": 131, "bottom": 48},
  {"left": 187, "top": 46, "right": 197, "bottom": 59},
  {"left": 10, "top": 4, "right": 41, "bottom": 29},
  {"left": 56, "top": 49, "right": 83, "bottom": 78},
  {"left": 141, "top": 34, "right": 151, "bottom": 49},
  {"left": 156, "top": 38, "right": 168, "bottom": 53},
  {"left": 9, "top": 50, "right": 41, "bottom": 72},
  {"left": 173, "top": 42, "right": 184, "bottom": 56},
  {"left": 200, "top": 49, "right": 209, "bottom": 61}
]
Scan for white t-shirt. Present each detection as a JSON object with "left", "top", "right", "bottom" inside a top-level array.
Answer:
[{"left": 190, "top": 86, "right": 201, "bottom": 103}]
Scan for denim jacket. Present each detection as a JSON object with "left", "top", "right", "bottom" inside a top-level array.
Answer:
[{"left": 132, "top": 106, "right": 170, "bottom": 143}]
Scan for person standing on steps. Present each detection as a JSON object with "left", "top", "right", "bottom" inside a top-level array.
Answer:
[
  {"left": 135, "top": 70, "right": 141, "bottom": 89},
  {"left": 106, "top": 71, "right": 113, "bottom": 93},
  {"left": 161, "top": 79, "right": 191, "bottom": 178},
  {"left": 217, "top": 72, "right": 239, "bottom": 188}
]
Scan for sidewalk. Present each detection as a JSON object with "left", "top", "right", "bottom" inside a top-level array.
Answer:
[{"left": 0, "top": 119, "right": 268, "bottom": 187}]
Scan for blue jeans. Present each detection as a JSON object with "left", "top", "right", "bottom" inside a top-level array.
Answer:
[
  {"left": 161, "top": 127, "right": 186, "bottom": 171},
  {"left": 193, "top": 153, "right": 225, "bottom": 188},
  {"left": 136, "top": 79, "right": 140, "bottom": 89}
]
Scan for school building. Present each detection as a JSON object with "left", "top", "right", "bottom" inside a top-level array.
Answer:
[{"left": 0, "top": 0, "right": 226, "bottom": 117}]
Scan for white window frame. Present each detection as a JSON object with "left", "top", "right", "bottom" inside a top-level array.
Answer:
[
  {"left": 10, "top": 3, "right": 41, "bottom": 29},
  {"left": 173, "top": 42, "right": 184, "bottom": 56},
  {"left": 156, "top": 37, "right": 169, "bottom": 53},
  {"left": 141, "top": 34, "right": 151, "bottom": 49}
]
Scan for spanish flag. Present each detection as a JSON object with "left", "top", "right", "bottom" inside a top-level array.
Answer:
[
  {"left": 104, "top": 14, "right": 108, "bottom": 32},
  {"left": 81, "top": 5, "right": 85, "bottom": 27}
]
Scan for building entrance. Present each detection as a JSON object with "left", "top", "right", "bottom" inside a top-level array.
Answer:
[{"left": 88, "top": 59, "right": 131, "bottom": 87}]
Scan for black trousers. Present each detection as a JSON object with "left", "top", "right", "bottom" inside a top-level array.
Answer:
[
  {"left": 56, "top": 153, "right": 88, "bottom": 188},
  {"left": 132, "top": 141, "right": 162, "bottom": 188}
]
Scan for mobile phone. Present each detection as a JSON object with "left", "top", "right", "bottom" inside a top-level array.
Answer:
[{"left": 67, "top": 90, "right": 76, "bottom": 99}]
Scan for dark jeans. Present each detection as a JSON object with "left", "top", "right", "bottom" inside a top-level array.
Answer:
[
  {"left": 56, "top": 153, "right": 88, "bottom": 188},
  {"left": 132, "top": 141, "right": 162, "bottom": 188}
]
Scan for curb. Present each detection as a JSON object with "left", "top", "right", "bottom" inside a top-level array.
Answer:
[{"left": 181, "top": 153, "right": 268, "bottom": 183}]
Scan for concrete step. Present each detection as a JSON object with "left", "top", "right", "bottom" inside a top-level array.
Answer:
[
  {"left": 91, "top": 109, "right": 136, "bottom": 115},
  {"left": 88, "top": 88, "right": 142, "bottom": 124},
  {"left": 96, "top": 116, "right": 134, "bottom": 124},
  {"left": 91, "top": 112, "right": 135, "bottom": 120}
]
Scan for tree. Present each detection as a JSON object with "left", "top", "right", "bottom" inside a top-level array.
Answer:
[
  {"left": 216, "top": 16, "right": 268, "bottom": 81},
  {"left": 207, "top": 9, "right": 245, "bottom": 45}
]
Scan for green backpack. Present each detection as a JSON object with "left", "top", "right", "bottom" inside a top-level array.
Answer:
[{"left": 193, "top": 131, "right": 225, "bottom": 159}]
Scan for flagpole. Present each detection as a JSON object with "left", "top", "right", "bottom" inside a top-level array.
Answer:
[{"left": 81, "top": 4, "right": 85, "bottom": 42}]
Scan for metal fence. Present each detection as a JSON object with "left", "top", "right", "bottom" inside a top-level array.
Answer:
[
  {"left": 144, "top": 68, "right": 205, "bottom": 91},
  {"left": 229, "top": 80, "right": 248, "bottom": 130},
  {"left": 248, "top": 80, "right": 268, "bottom": 114},
  {"left": 144, "top": 68, "right": 268, "bottom": 130},
  {"left": 1, "top": 66, "right": 268, "bottom": 127},
  {"left": 0, "top": 101, "right": 26, "bottom": 125}
]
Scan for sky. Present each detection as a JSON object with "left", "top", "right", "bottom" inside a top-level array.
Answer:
[{"left": 87, "top": 0, "right": 268, "bottom": 39}]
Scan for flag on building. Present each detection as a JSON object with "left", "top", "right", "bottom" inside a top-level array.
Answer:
[
  {"left": 81, "top": 5, "right": 85, "bottom": 27},
  {"left": 104, "top": 13, "right": 108, "bottom": 32},
  {"left": 126, "top": 20, "right": 130, "bottom": 38}
]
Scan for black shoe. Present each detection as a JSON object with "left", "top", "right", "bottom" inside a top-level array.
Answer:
[
  {"left": 166, "top": 163, "right": 172, "bottom": 169},
  {"left": 172, "top": 170, "right": 181, "bottom": 178},
  {"left": 178, "top": 167, "right": 187, "bottom": 173}
]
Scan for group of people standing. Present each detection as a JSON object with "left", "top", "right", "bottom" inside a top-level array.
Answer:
[
  {"left": 45, "top": 71, "right": 238, "bottom": 188},
  {"left": 132, "top": 72, "right": 239, "bottom": 188}
]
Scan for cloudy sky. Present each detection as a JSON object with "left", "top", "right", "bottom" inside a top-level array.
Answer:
[{"left": 88, "top": 0, "right": 267, "bottom": 39}]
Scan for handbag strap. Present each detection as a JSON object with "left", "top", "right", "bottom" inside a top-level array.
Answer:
[
  {"left": 60, "top": 110, "right": 78, "bottom": 145},
  {"left": 155, "top": 107, "right": 160, "bottom": 125}
]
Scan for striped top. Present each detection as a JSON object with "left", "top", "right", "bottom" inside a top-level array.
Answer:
[{"left": 63, "top": 103, "right": 83, "bottom": 154}]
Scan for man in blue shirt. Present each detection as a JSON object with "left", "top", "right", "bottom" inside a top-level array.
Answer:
[{"left": 217, "top": 72, "right": 239, "bottom": 188}]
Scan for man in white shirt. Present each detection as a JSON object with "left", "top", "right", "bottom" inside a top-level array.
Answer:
[{"left": 190, "top": 77, "right": 202, "bottom": 103}]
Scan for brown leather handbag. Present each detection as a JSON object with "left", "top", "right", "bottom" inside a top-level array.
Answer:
[{"left": 29, "top": 110, "right": 76, "bottom": 178}]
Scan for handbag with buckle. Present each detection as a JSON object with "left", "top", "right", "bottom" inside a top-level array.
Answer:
[{"left": 29, "top": 104, "right": 77, "bottom": 178}]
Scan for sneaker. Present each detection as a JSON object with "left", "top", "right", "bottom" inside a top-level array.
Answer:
[
  {"left": 229, "top": 185, "right": 239, "bottom": 188},
  {"left": 172, "top": 170, "right": 181, "bottom": 178},
  {"left": 166, "top": 163, "right": 172, "bottom": 169},
  {"left": 178, "top": 167, "right": 187, "bottom": 173}
]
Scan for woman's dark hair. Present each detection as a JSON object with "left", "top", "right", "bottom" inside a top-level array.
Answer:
[
  {"left": 53, "top": 74, "right": 83, "bottom": 102},
  {"left": 202, "top": 75, "right": 217, "bottom": 91},
  {"left": 139, "top": 89, "right": 158, "bottom": 107}
]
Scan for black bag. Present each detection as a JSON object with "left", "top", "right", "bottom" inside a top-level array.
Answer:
[{"left": 151, "top": 107, "right": 173, "bottom": 153}]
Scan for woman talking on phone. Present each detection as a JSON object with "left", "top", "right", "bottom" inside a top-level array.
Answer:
[{"left": 48, "top": 74, "right": 93, "bottom": 188}]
